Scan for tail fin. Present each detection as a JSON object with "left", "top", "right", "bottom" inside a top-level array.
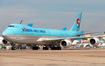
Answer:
[
  {"left": 100, "top": 39, "right": 104, "bottom": 44},
  {"left": 70, "top": 12, "right": 82, "bottom": 31}
]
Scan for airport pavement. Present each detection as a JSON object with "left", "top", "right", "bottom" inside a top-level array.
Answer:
[{"left": 0, "top": 49, "right": 105, "bottom": 66}]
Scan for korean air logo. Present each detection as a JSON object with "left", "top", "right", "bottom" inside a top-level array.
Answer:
[
  {"left": 76, "top": 18, "right": 80, "bottom": 28},
  {"left": 24, "top": 28, "right": 26, "bottom": 31},
  {"left": 22, "top": 28, "right": 46, "bottom": 33}
]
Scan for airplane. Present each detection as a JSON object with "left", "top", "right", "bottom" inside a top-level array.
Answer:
[
  {"left": 81, "top": 39, "right": 104, "bottom": 48},
  {"left": 2, "top": 12, "right": 104, "bottom": 50},
  {"left": 99, "top": 39, "right": 104, "bottom": 44},
  {"left": 97, "top": 39, "right": 105, "bottom": 48}
]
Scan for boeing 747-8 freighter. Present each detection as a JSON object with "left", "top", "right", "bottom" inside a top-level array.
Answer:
[{"left": 2, "top": 12, "right": 104, "bottom": 50}]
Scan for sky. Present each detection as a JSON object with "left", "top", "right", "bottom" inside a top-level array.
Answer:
[{"left": 0, "top": 0, "right": 105, "bottom": 36}]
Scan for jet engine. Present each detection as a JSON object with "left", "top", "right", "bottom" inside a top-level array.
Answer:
[
  {"left": 2, "top": 39, "right": 8, "bottom": 44},
  {"left": 60, "top": 39, "right": 72, "bottom": 48},
  {"left": 89, "top": 37, "right": 100, "bottom": 46}
]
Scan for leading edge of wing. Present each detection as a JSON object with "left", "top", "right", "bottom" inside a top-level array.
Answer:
[{"left": 77, "top": 32, "right": 101, "bottom": 36}]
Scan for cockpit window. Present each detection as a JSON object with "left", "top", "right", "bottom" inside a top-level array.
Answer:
[{"left": 8, "top": 25, "right": 15, "bottom": 27}]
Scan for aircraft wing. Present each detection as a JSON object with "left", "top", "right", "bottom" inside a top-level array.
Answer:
[{"left": 37, "top": 35, "right": 104, "bottom": 44}]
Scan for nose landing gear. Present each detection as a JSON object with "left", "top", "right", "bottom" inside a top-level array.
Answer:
[{"left": 11, "top": 43, "right": 16, "bottom": 50}]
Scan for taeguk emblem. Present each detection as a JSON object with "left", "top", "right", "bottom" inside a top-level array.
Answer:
[{"left": 76, "top": 18, "right": 80, "bottom": 28}]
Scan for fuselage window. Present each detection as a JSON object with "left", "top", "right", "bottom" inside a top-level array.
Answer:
[{"left": 8, "top": 25, "right": 15, "bottom": 27}]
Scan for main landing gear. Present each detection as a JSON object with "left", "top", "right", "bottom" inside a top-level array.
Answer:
[
  {"left": 32, "top": 45, "right": 61, "bottom": 50},
  {"left": 50, "top": 45, "right": 61, "bottom": 50},
  {"left": 50, "top": 47, "right": 61, "bottom": 50},
  {"left": 42, "top": 45, "right": 61, "bottom": 50},
  {"left": 32, "top": 45, "right": 39, "bottom": 50},
  {"left": 43, "top": 45, "right": 49, "bottom": 50}
]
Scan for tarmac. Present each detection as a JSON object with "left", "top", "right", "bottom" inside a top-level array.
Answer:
[{"left": 0, "top": 48, "right": 105, "bottom": 66}]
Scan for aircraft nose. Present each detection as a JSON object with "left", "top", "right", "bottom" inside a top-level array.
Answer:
[
  {"left": 2, "top": 31, "right": 8, "bottom": 39},
  {"left": 2, "top": 30, "right": 9, "bottom": 38},
  {"left": 2, "top": 31, "right": 7, "bottom": 36},
  {"left": 2, "top": 28, "right": 15, "bottom": 36}
]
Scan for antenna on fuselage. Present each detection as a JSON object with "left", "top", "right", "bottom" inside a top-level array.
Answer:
[{"left": 20, "top": 19, "right": 23, "bottom": 24}]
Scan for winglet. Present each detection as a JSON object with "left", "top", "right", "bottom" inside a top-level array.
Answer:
[{"left": 28, "top": 23, "right": 33, "bottom": 27}]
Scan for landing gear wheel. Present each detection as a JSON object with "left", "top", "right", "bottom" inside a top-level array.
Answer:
[
  {"left": 32, "top": 46, "right": 39, "bottom": 50},
  {"left": 43, "top": 46, "right": 49, "bottom": 50},
  {"left": 11, "top": 47, "right": 16, "bottom": 50},
  {"left": 86, "top": 45, "right": 91, "bottom": 48},
  {"left": 57, "top": 47, "right": 61, "bottom": 50},
  {"left": 51, "top": 47, "right": 54, "bottom": 50},
  {"left": 51, "top": 47, "right": 61, "bottom": 50}
]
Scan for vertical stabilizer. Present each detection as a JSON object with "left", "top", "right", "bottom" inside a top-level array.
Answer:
[
  {"left": 70, "top": 12, "right": 82, "bottom": 31},
  {"left": 100, "top": 39, "right": 104, "bottom": 44}
]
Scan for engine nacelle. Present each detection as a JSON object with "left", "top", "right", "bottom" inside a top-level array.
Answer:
[
  {"left": 89, "top": 37, "right": 100, "bottom": 46},
  {"left": 60, "top": 39, "right": 72, "bottom": 48},
  {"left": 2, "top": 39, "right": 8, "bottom": 44}
]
